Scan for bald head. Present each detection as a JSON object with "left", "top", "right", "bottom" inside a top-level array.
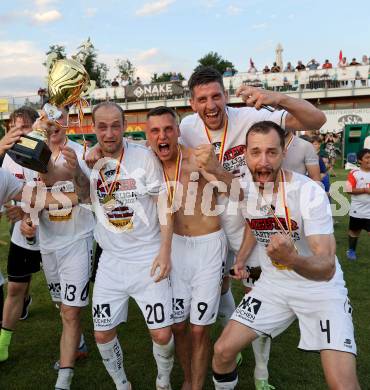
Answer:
[{"left": 92, "top": 102, "right": 125, "bottom": 124}]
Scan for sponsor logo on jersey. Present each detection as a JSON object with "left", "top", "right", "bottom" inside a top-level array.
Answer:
[
  {"left": 97, "top": 173, "right": 137, "bottom": 227},
  {"left": 223, "top": 145, "right": 246, "bottom": 177},
  {"left": 211, "top": 142, "right": 246, "bottom": 177},
  {"left": 246, "top": 217, "right": 300, "bottom": 246},
  {"left": 248, "top": 217, "right": 298, "bottom": 232}
]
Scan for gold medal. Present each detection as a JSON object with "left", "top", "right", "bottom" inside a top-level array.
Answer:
[
  {"left": 102, "top": 195, "right": 116, "bottom": 211},
  {"left": 103, "top": 194, "right": 114, "bottom": 204}
]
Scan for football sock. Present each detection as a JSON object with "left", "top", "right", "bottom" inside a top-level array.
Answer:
[
  {"left": 55, "top": 367, "right": 74, "bottom": 390},
  {"left": 348, "top": 236, "right": 358, "bottom": 251},
  {"left": 252, "top": 335, "right": 271, "bottom": 380},
  {"left": 0, "top": 328, "right": 13, "bottom": 362},
  {"left": 218, "top": 288, "right": 236, "bottom": 327},
  {"left": 153, "top": 335, "right": 174, "bottom": 387},
  {"left": 97, "top": 337, "right": 129, "bottom": 390},
  {"left": 213, "top": 368, "right": 238, "bottom": 389}
]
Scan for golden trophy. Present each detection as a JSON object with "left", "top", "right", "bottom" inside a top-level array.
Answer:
[{"left": 8, "top": 39, "right": 94, "bottom": 173}]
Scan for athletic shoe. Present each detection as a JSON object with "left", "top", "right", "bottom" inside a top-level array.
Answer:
[
  {"left": 20, "top": 296, "right": 32, "bottom": 321},
  {"left": 54, "top": 342, "right": 88, "bottom": 370},
  {"left": 346, "top": 249, "right": 357, "bottom": 261},
  {"left": 236, "top": 352, "right": 243, "bottom": 367},
  {"left": 0, "top": 345, "right": 9, "bottom": 362},
  {"left": 255, "top": 379, "right": 275, "bottom": 390}
]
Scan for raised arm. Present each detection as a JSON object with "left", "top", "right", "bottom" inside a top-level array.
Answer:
[{"left": 236, "top": 85, "right": 326, "bottom": 130}]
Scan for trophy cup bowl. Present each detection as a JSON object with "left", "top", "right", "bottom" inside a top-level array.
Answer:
[
  {"left": 8, "top": 58, "right": 90, "bottom": 173},
  {"left": 48, "top": 59, "right": 90, "bottom": 107}
]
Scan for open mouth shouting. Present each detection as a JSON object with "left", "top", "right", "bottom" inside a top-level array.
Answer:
[
  {"left": 204, "top": 110, "right": 222, "bottom": 128},
  {"left": 158, "top": 142, "right": 171, "bottom": 158},
  {"left": 255, "top": 169, "right": 274, "bottom": 184}
]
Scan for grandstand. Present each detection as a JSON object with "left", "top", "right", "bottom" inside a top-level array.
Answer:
[{"left": 0, "top": 64, "right": 369, "bottom": 137}]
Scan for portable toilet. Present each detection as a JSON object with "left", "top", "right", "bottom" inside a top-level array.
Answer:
[{"left": 344, "top": 124, "right": 370, "bottom": 161}]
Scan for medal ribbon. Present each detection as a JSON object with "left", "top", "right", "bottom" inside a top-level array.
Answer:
[
  {"left": 265, "top": 170, "right": 296, "bottom": 250},
  {"left": 163, "top": 145, "right": 182, "bottom": 210},
  {"left": 99, "top": 148, "right": 124, "bottom": 198},
  {"left": 52, "top": 137, "right": 68, "bottom": 166},
  {"left": 284, "top": 133, "right": 294, "bottom": 152},
  {"left": 204, "top": 116, "right": 228, "bottom": 163}
]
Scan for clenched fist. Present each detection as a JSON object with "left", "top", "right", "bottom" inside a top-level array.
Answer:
[
  {"left": 194, "top": 144, "right": 221, "bottom": 174},
  {"left": 266, "top": 233, "right": 296, "bottom": 268}
]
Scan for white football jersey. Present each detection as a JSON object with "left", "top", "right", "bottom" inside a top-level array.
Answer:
[
  {"left": 81, "top": 139, "right": 164, "bottom": 262},
  {"left": 347, "top": 168, "right": 370, "bottom": 219},
  {"left": 24, "top": 139, "right": 95, "bottom": 253},
  {"left": 240, "top": 171, "right": 345, "bottom": 290},
  {"left": 180, "top": 106, "right": 287, "bottom": 252}
]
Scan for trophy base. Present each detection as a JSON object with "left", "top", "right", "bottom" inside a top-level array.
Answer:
[{"left": 7, "top": 135, "right": 52, "bottom": 173}]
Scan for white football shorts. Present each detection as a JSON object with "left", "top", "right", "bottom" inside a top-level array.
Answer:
[
  {"left": 41, "top": 236, "right": 93, "bottom": 307},
  {"left": 93, "top": 251, "right": 173, "bottom": 331},
  {"left": 231, "top": 279, "right": 357, "bottom": 355},
  {"left": 171, "top": 229, "right": 227, "bottom": 325}
]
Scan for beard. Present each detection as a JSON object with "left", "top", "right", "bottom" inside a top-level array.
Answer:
[{"left": 251, "top": 167, "right": 280, "bottom": 189}]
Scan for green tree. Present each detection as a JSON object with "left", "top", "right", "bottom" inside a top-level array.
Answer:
[
  {"left": 151, "top": 72, "right": 185, "bottom": 83},
  {"left": 116, "top": 59, "right": 136, "bottom": 83},
  {"left": 43, "top": 44, "right": 66, "bottom": 68},
  {"left": 46, "top": 44, "right": 66, "bottom": 60},
  {"left": 84, "top": 49, "right": 110, "bottom": 88},
  {"left": 195, "top": 52, "right": 237, "bottom": 75}
]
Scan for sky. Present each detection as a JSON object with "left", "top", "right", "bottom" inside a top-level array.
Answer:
[{"left": 0, "top": 0, "right": 369, "bottom": 97}]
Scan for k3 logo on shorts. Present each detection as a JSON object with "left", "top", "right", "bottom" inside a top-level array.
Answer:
[
  {"left": 173, "top": 298, "right": 184, "bottom": 311},
  {"left": 235, "top": 296, "right": 262, "bottom": 322},
  {"left": 48, "top": 282, "right": 61, "bottom": 299},
  {"left": 93, "top": 304, "right": 111, "bottom": 319},
  {"left": 172, "top": 298, "right": 185, "bottom": 320}
]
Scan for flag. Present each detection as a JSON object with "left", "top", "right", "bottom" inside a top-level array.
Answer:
[{"left": 339, "top": 50, "right": 343, "bottom": 62}]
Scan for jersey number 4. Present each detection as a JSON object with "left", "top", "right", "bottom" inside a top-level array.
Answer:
[{"left": 320, "top": 319, "right": 331, "bottom": 344}]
